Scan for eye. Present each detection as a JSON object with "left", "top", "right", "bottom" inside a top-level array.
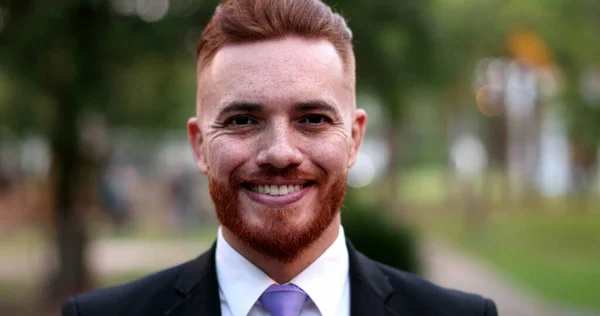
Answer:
[
  {"left": 300, "top": 114, "right": 330, "bottom": 125},
  {"left": 228, "top": 115, "right": 255, "bottom": 126}
]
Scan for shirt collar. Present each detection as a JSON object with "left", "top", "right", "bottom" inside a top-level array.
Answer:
[
  {"left": 290, "top": 226, "right": 349, "bottom": 316},
  {"left": 215, "top": 226, "right": 349, "bottom": 316},
  {"left": 215, "top": 227, "right": 273, "bottom": 316}
]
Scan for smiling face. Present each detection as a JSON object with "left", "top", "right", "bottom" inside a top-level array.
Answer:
[{"left": 188, "top": 37, "right": 366, "bottom": 262}]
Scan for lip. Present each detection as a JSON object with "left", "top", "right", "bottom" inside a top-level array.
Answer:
[{"left": 244, "top": 184, "right": 313, "bottom": 207}]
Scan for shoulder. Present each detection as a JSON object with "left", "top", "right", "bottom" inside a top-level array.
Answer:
[
  {"left": 61, "top": 261, "right": 188, "bottom": 316},
  {"left": 374, "top": 260, "right": 497, "bottom": 316}
]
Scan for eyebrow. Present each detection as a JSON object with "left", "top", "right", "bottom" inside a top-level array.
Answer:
[
  {"left": 293, "top": 100, "right": 341, "bottom": 118},
  {"left": 215, "top": 99, "right": 341, "bottom": 120},
  {"left": 215, "top": 101, "right": 264, "bottom": 121}
]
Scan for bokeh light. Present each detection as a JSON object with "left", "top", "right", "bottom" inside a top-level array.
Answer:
[
  {"left": 348, "top": 152, "right": 376, "bottom": 188},
  {"left": 111, "top": 0, "right": 137, "bottom": 15},
  {"left": 137, "top": 0, "right": 170, "bottom": 22}
]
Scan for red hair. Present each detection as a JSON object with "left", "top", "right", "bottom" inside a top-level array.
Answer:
[{"left": 196, "top": 0, "right": 355, "bottom": 77}]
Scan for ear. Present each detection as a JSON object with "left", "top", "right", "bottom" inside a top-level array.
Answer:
[
  {"left": 347, "top": 109, "right": 367, "bottom": 168},
  {"left": 187, "top": 117, "right": 209, "bottom": 174}
]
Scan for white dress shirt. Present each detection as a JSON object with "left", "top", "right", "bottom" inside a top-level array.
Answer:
[{"left": 215, "top": 226, "right": 350, "bottom": 316}]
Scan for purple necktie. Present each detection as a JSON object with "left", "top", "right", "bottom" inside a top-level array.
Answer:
[{"left": 259, "top": 284, "right": 308, "bottom": 316}]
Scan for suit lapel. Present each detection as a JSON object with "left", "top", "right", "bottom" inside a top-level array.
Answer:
[
  {"left": 347, "top": 240, "right": 403, "bottom": 316},
  {"left": 165, "top": 242, "right": 222, "bottom": 316},
  {"left": 162, "top": 238, "right": 409, "bottom": 316}
]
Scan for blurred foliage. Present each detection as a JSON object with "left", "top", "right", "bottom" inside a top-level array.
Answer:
[
  {"left": 0, "top": 0, "right": 216, "bottom": 132},
  {"left": 337, "top": 0, "right": 434, "bottom": 121},
  {"left": 343, "top": 188, "right": 420, "bottom": 274}
]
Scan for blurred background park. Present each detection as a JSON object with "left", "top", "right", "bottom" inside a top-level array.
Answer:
[{"left": 0, "top": 0, "right": 599, "bottom": 315}]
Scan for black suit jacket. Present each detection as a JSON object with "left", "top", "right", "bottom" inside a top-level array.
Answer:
[{"left": 62, "top": 240, "right": 497, "bottom": 316}]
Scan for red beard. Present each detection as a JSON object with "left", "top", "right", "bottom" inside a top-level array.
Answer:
[{"left": 209, "top": 168, "right": 347, "bottom": 263}]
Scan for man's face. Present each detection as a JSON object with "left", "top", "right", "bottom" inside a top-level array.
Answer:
[{"left": 188, "top": 37, "right": 366, "bottom": 262}]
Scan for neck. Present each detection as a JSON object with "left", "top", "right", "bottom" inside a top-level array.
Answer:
[{"left": 222, "top": 214, "right": 341, "bottom": 284}]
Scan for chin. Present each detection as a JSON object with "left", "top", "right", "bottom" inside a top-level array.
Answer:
[{"left": 220, "top": 205, "right": 336, "bottom": 263}]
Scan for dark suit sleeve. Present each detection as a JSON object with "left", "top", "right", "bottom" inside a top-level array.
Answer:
[
  {"left": 484, "top": 298, "right": 498, "bottom": 316},
  {"left": 62, "top": 296, "right": 80, "bottom": 316}
]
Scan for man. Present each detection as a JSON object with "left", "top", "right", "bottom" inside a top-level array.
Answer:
[{"left": 62, "top": 0, "right": 498, "bottom": 315}]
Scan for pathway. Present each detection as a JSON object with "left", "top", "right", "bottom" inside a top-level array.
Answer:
[{"left": 422, "top": 239, "right": 598, "bottom": 316}]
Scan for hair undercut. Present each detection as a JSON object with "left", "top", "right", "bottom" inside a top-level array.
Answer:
[{"left": 196, "top": 0, "right": 355, "bottom": 84}]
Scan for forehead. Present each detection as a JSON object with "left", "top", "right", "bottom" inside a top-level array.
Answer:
[{"left": 199, "top": 37, "right": 351, "bottom": 115}]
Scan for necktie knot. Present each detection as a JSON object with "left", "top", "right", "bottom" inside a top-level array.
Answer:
[{"left": 259, "top": 284, "right": 308, "bottom": 316}]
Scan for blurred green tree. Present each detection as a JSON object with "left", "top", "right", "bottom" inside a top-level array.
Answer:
[
  {"left": 544, "top": 0, "right": 600, "bottom": 200},
  {"left": 499, "top": 0, "right": 600, "bottom": 199},
  {"left": 336, "top": 0, "right": 436, "bottom": 212},
  {"left": 0, "top": 0, "right": 220, "bottom": 299},
  {"left": 428, "top": 0, "right": 600, "bottom": 203}
]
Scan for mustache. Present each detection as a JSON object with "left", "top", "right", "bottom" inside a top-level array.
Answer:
[{"left": 230, "top": 168, "right": 323, "bottom": 184}]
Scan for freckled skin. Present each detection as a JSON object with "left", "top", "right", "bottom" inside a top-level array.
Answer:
[{"left": 188, "top": 37, "right": 366, "bottom": 268}]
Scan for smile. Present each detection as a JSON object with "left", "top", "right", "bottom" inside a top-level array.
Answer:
[
  {"left": 242, "top": 181, "right": 315, "bottom": 206},
  {"left": 248, "top": 183, "right": 312, "bottom": 196}
]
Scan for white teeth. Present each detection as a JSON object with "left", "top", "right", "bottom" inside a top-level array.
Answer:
[
  {"left": 270, "top": 185, "right": 278, "bottom": 195},
  {"left": 250, "top": 184, "right": 307, "bottom": 196}
]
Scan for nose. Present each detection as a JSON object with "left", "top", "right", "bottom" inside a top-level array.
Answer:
[{"left": 256, "top": 121, "right": 303, "bottom": 170}]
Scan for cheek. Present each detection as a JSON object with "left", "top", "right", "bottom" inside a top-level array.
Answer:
[
  {"left": 300, "top": 134, "right": 349, "bottom": 172},
  {"left": 207, "top": 138, "right": 251, "bottom": 177}
]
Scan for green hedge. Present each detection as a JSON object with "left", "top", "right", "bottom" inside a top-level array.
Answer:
[{"left": 342, "top": 189, "right": 420, "bottom": 274}]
